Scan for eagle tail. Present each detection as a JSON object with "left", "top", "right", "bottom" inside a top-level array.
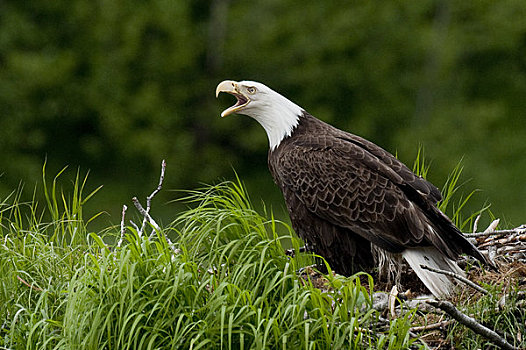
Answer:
[{"left": 402, "top": 246, "right": 465, "bottom": 298}]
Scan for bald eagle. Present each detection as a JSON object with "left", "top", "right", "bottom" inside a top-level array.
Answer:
[{"left": 216, "top": 80, "right": 491, "bottom": 297}]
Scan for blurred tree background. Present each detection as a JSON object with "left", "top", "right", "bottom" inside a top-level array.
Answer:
[{"left": 1, "top": 0, "right": 525, "bottom": 228}]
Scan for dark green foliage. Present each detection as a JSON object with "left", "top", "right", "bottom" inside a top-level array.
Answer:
[{"left": 1, "top": 0, "right": 525, "bottom": 226}]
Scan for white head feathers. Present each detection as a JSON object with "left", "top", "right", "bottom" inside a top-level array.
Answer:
[{"left": 216, "top": 80, "right": 303, "bottom": 149}]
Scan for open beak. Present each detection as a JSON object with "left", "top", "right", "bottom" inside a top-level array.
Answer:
[{"left": 216, "top": 80, "right": 250, "bottom": 117}]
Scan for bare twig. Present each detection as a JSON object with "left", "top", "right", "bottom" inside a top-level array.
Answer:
[
  {"left": 132, "top": 197, "right": 160, "bottom": 235},
  {"left": 137, "top": 159, "right": 166, "bottom": 235},
  {"left": 479, "top": 233, "right": 526, "bottom": 249},
  {"left": 420, "top": 264, "right": 489, "bottom": 295},
  {"left": 426, "top": 299, "right": 519, "bottom": 350},
  {"left": 485, "top": 219, "right": 500, "bottom": 233},
  {"left": 463, "top": 223, "right": 526, "bottom": 265},
  {"left": 147, "top": 160, "right": 166, "bottom": 210},
  {"left": 117, "top": 205, "right": 127, "bottom": 248},
  {"left": 465, "top": 225, "right": 526, "bottom": 238},
  {"left": 121, "top": 160, "right": 179, "bottom": 255},
  {"left": 410, "top": 319, "right": 453, "bottom": 333}
]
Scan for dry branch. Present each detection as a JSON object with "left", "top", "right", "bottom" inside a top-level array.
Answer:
[
  {"left": 127, "top": 159, "right": 166, "bottom": 238},
  {"left": 132, "top": 196, "right": 160, "bottom": 234},
  {"left": 140, "top": 159, "right": 166, "bottom": 234},
  {"left": 465, "top": 226, "right": 526, "bottom": 238},
  {"left": 465, "top": 223, "right": 526, "bottom": 264},
  {"left": 426, "top": 299, "right": 519, "bottom": 350},
  {"left": 117, "top": 204, "right": 127, "bottom": 248},
  {"left": 119, "top": 160, "right": 169, "bottom": 247},
  {"left": 409, "top": 319, "right": 452, "bottom": 333},
  {"left": 420, "top": 264, "right": 489, "bottom": 295}
]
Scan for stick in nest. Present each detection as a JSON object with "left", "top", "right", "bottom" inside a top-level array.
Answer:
[
  {"left": 420, "top": 264, "right": 489, "bottom": 295},
  {"left": 425, "top": 299, "right": 519, "bottom": 350},
  {"left": 409, "top": 319, "right": 452, "bottom": 333},
  {"left": 465, "top": 224, "right": 526, "bottom": 238}
]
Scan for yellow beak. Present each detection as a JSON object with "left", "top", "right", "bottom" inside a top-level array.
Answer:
[
  {"left": 216, "top": 80, "right": 250, "bottom": 117},
  {"left": 216, "top": 80, "right": 238, "bottom": 98}
]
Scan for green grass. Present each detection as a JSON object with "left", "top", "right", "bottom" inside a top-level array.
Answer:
[
  {"left": 412, "top": 149, "right": 491, "bottom": 231},
  {"left": 450, "top": 283, "right": 526, "bottom": 349},
  {"left": 0, "top": 171, "right": 422, "bottom": 349},
  {"left": 0, "top": 161, "right": 523, "bottom": 349}
]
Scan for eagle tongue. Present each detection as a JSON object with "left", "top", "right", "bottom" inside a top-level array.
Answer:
[{"left": 235, "top": 93, "right": 248, "bottom": 107}]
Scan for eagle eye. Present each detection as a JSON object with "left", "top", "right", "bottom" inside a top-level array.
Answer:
[{"left": 246, "top": 86, "right": 257, "bottom": 94}]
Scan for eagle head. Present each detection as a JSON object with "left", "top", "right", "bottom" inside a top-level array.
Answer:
[{"left": 216, "top": 80, "right": 303, "bottom": 149}]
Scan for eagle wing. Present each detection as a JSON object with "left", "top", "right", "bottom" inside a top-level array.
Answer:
[
  {"left": 335, "top": 133, "right": 443, "bottom": 204},
  {"left": 271, "top": 134, "right": 448, "bottom": 254}
]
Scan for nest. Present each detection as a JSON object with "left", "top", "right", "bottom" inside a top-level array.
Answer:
[{"left": 300, "top": 221, "right": 526, "bottom": 349}]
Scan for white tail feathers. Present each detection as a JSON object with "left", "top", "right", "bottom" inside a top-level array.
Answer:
[{"left": 402, "top": 247, "right": 465, "bottom": 298}]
